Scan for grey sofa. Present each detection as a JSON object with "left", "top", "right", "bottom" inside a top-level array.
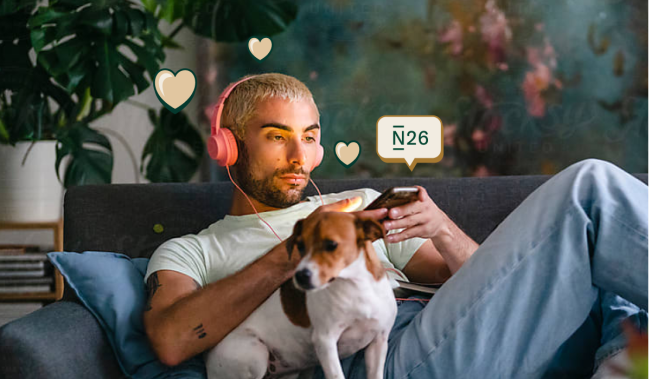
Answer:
[{"left": 0, "top": 172, "right": 647, "bottom": 378}]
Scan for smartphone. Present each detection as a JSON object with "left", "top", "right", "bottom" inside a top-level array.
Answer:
[{"left": 365, "top": 187, "right": 419, "bottom": 211}]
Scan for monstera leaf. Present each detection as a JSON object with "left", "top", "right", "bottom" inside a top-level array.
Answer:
[
  {"left": 29, "top": 0, "right": 164, "bottom": 104},
  {"left": 183, "top": 0, "right": 298, "bottom": 42},
  {"left": 141, "top": 108, "right": 204, "bottom": 182},
  {"left": 55, "top": 123, "right": 113, "bottom": 188},
  {"left": 0, "top": 6, "right": 74, "bottom": 145},
  {"left": 0, "top": 0, "right": 36, "bottom": 16},
  {"left": 141, "top": 0, "right": 185, "bottom": 23}
]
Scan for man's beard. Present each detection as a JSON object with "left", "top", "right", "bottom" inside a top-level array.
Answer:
[{"left": 232, "top": 145, "right": 309, "bottom": 208}]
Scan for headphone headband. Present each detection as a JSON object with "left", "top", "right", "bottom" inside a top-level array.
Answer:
[
  {"left": 208, "top": 74, "right": 323, "bottom": 170},
  {"left": 210, "top": 76, "right": 257, "bottom": 137}
]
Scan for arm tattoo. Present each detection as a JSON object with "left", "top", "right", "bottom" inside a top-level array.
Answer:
[
  {"left": 144, "top": 272, "right": 162, "bottom": 312},
  {"left": 191, "top": 281, "right": 205, "bottom": 338},
  {"left": 193, "top": 323, "right": 207, "bottom": 339}
]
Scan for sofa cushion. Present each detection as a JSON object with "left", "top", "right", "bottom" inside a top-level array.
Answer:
[{"left": 47, "top": 251, "right": 206, "bottom": 379}]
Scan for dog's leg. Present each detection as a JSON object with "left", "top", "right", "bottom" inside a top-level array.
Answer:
[
  {"left": 204, "top": 331, "right": 270, "bottom": 379},
  {"left": 364, "top": 331, "right": 388, "bottom": 379},
  {"left": 312, "top": 332, "right": 345, "bottom": 379}
]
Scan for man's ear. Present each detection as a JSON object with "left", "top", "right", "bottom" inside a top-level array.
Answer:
[
  {"left": 286, "top": 219, "right": 304, "bottom": 260},
  {"left": 231, "top": 134, "right": 245, "bottom": 168},
  {"left": 355, "top": 217, "right": 385, "bottom": 245}
]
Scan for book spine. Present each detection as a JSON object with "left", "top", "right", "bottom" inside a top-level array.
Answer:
[
  {"left": 0, "top": 270, "right": 46, "bottom": 278},
  {"left": 0, "top": 285, "right": 51, "bottom": 293},
  {"left": 0, "top": 277, "right": 54, "bottom": 286},
  {"left": 0, "top": 254, "right": 49, "bottom": 262},
  {"left": 0, "top": 262, "right": 45, "bottom": 270}
]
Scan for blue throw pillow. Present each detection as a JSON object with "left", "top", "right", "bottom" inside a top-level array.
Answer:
[{"left": 47, "top": 251, "right": 206, "bottom": 379}]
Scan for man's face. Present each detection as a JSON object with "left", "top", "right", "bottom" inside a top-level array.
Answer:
[{"left": 232, "top": 97, "right": 321, "bottom": 209}]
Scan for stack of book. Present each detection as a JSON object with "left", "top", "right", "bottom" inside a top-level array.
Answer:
[{"left": 0, "top": 245, "right": 55, "bottom": 294}]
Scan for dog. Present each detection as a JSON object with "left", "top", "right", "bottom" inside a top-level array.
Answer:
[{"left": 204, "top": 212, "right": 398, "bottom": 379}]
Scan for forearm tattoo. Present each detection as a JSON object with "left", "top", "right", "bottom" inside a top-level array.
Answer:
[
  {"left": 191, "top": 280, "right": 206, "bottom": 338},
  {"left": 144, "top": 272, "right": 162, "bottom": 312},
  {"left": 194, "top": 323, "right": 207, "bottom": 339}
]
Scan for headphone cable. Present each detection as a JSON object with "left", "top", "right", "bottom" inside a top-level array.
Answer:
[
  {"left": 224, "top": 171, "right": 423, "bottom": 293},
  {"left": 226, "top": 165, "right": 324, "bottom": 242}
]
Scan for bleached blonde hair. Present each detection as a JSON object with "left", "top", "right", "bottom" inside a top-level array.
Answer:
[{"left": 221, "top": 73, "right": 319, "bottom": 141}]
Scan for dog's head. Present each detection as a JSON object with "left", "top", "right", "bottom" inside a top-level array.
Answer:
[{"left": 287, "top": 212, "right": 385, "bottom": 291}]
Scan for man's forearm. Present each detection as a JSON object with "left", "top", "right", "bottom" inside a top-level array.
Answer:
[
  {"left": 431, "top": 214, "right": 479, "bottom": 274},
  {"left": 152, "top": 242, "right": 296, "bottom": 366}
]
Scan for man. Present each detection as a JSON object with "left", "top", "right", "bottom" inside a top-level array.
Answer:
[{"left": 143, "top": 73, "right": 648, "bottom": 378}]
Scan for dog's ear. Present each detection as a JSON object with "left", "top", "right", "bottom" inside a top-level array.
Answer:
[
  {"left": 286, "top": 219, "right": 304, "bottom": 260},
  {"left": 362, "top": 241, "right": 385, "bottom": 281},
  {"left": 355, "top": 217, "right": 385, "bottom": 244}
]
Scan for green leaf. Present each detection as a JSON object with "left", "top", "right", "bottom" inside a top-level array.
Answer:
[
  {"left": 183, "top": 0, "right": 298, "bottom": 42},
  {"left": 0, "top": 63, "right": 74, "bottom": 144},
  {"left": 113, "top": 9, "right": 128, "bottom": 41},
  {"left": 29, "top": 2, "right": 164, "bottom": 104},
  {"left": 1, "top": 9, "right": 33, "bottom": 69},
  {"left": 0, "top": 115, "right": 9, "bottom": 143},
  {"left": 123, "top": 39, "right": 160, "bottom": 79},
  {"left": 76, "top": 87, "right": 93, "bottom": 121},
  {"left": 28, "top": 8, "right": 71, "bottom": 31},
  {"left": 141, "top": 108, "right": 204, "bottom": 183},
  {"left": 143, "top": 0, "right": 186, "bottom": 23},
  {"left": 92, "top": 39, "right": 135, "bottom": 103},
  {"left": 125, "top": 8, "right": 145, "bottom": 37},
  {"left": 141, "top": 0, "right": 158, "bottom": 14},
  {"left": 161, "top": 35, "right": 183, "bottom": 49},
  {"left": 117, "top": 54, "right": 149, "bottom": 93},
  {"left": 55, "top": 123, "right": 113, "bottom": 188},
  {"left": 78, "top": 7, "right": 113, "bottom": 36},
  {"left": 0, "top": 0, "right": 36, "bottom": 17}
]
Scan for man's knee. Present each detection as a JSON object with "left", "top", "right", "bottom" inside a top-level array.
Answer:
[
  {"left": 563, "top": 158, "right": 626, "bottom": 188},
  {"left": 567, "top": 158, "right": 619, "bottom": 175}
]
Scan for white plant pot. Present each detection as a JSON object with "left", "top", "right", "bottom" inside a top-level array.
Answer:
[{"left": 0, "top": 141, "right": 65, "bottom": 223}]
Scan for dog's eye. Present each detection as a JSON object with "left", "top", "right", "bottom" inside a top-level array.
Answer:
[
  {"left": 323, "top": 239, "right": 338, "bottom": 252},
  {"left": 297, "top": 240, "right": 306, "bottom": 253}
]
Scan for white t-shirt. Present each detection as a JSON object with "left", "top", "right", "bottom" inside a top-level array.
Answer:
[{"left": 144, "top": 188, "right": 428, "bottom": 287}]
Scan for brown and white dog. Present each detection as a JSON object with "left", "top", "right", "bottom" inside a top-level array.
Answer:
[{"left": 204, "top": 212, "right": 398, "bottom": 379}]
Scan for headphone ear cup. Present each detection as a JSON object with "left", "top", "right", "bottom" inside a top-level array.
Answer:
[
  {"left": 311, "top": 144, "right": 324, "bottom": 171},
  {"left": 207, "top": 129, "right": 238, "bottom": 167}
]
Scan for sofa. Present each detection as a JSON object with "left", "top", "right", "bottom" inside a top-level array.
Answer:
[{"left": 0, "top": 172, "right": 647, "bottom": 378}]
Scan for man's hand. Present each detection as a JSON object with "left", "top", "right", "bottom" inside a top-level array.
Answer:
[
  {"left": 377, "top": 186, "right": 479, "bottom": 274},
  {"left": 380, "top": 186, "right": 449, "bottom": 243}
]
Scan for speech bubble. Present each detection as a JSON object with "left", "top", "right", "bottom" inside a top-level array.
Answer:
[{"left": 376, "top": 116, "right": 443, "bottom": 171}]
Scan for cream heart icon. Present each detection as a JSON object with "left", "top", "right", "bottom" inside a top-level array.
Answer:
[
  {"left": 248, "top": 37, "right": 272, "bottom": 60},
  {"left": 335, "top": 141, "right": 361, "bottom": 167},
  {"left": 154, "top": 69, "right": 196, "bottom": 114}
]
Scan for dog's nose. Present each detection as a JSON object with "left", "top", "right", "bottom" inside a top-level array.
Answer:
[{"left": 295, "top": 269, "right": 313, "bottom": 289}]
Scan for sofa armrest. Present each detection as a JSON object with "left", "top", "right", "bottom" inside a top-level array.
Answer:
[{"left": 0, "top": 300, "right": 126, "bottom": 379}]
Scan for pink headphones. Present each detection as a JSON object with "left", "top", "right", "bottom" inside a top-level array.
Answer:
[{"left": 208, "top": 75, "right": 324, "bottom": 171}]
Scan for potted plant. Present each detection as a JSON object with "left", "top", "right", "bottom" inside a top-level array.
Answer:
[{"left": 0, "top": 0, "right": 299, "bottom": 222}]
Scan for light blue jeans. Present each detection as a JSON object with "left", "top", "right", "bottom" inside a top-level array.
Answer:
[{"left": 312, "top": 158, "right": 648, "bottom": 379}]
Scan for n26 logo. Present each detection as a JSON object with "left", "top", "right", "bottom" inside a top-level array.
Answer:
[
  {"left": 392, "top": 127, "right": 428, "bottom": 149},
  {"left": 377, "top": 116, "right": 443, "bottom": 171}
]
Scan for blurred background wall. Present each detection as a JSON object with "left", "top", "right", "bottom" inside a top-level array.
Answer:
[
  {"left": 202, "top": 0, "right": 647, "bottom": 180},
  {"left": 2, "top": 0, "right": 647, "bottom": 247}
]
